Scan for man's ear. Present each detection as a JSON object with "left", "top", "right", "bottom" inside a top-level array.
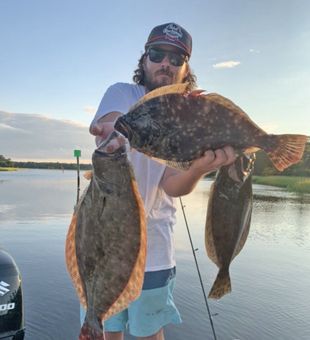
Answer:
[{"left": 142, "top": 54, "right": 147, "bottom": 70}]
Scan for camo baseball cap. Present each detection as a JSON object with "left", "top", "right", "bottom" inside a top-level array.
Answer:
[{"left": 145, "top": 23, "right": 192, "bottom": 57}]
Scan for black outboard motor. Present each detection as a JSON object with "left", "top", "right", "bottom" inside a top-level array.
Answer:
[{"left": 0, "top": 249, "right": 24, "bottom": 340}]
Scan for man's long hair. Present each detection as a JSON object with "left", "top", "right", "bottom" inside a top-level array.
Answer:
[{"left": 133, "top": 53, "right": 197, "bottom": 91}]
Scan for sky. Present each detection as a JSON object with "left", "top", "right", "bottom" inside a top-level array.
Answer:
[{"left": 0, "top": 0, "right": 309, "bottom": 162}]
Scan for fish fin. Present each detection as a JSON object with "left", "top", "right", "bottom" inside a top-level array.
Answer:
[
  {"left": 79, "top": 320, "right": 105, "bottom": 340},
  {"left": 129, "top": 83, "right": 189, "bottom": 112},
  {"left": 83, "top": 170, "right": 93, "bottom": 180},
  {"left": 204, "top": 92, "right": 239, "bottom": 107},
  {"left": 267, "top": 134, "right": 307, "bottom": 171},
  {"left": 205, "top": 93, "right": 249, "bottom": 116},
  {"left": 164, "top": 159, "right": 192, "bottom": 170},
  {"left": 149, "top": 155, "right": 192, "bottom": 170},
  {"left": 187, "top": 89, "right": 206, "bottom": 97},
  {"left": 65, "top": 213, "right": 87, "bottom": 308},
  {"left": 208, "top": 268, "right": 231, "bottom": 300}
]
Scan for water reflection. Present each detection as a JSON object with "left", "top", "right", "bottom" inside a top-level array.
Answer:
[
  {"left": 250, "top": 197, "right": 310, "bottom": 247},
  {"left": 1, "top": 170, "right": 310, "bottom": 340},
  {"left": 0, "top": 169, "right": 89, "bottom": 221}
]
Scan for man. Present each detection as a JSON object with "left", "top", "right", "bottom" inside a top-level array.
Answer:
[{"left": 87, "top": 23, "right": 236, "bottom": 340}]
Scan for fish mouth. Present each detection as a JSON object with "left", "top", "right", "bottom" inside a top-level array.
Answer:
[
  {"left": 95, "top": 145, "right": 127, "bottom": 157},
  {"left": 227, "top": 153, "right": 256, "bottom": 182},
  {"left": 114, "top": 117, "right": 132, "bottom": 140}
]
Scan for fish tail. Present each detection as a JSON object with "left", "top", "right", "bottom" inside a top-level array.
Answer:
[
  {"left": 266, "top": 134, "right": 308, "bottom": 172},
  {"left": 208, "top": 268, "right": 231, "bottom": 300},
  {"left": 79, "top": 320, "right": 105, "bottom": 340}
]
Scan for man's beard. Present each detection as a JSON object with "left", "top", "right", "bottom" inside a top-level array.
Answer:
[{"left": 144, "top": 68, "right": 174, "bottom": 91}]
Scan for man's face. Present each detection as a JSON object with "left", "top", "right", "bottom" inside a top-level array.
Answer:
[{"left": 143, "top": 44, "right": 189, "bottom": 91}]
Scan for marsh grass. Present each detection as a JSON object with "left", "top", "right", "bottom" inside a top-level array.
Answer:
[
  {"left": 253, "top": 176, "right": 310, "bottom": 194},
  {"left": 0, "top": 167, "right": 17, "bottom": 171}
]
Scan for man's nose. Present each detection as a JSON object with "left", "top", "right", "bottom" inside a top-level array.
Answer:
[{"left": 160, "top": 55, "right": 171, "bottom": 66}]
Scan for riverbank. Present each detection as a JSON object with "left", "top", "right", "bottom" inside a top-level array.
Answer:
[
  {"left": 253, "top": 176, "right": 310, "bottom": 194},
  {"left": 0, "top": 167, "right": 17, "bottom": 171}
]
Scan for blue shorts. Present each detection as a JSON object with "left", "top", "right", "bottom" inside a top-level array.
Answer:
[{"left": 80, "top": 267, "right": 182, "bottom": 337}]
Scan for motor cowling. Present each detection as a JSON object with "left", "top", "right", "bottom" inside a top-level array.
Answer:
[{"left": 0, "top": 249, "right": 24, "bottom": 340}]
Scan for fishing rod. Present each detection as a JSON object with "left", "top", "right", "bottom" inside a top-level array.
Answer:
[
  {"left": 74, "top": 149, "right": 81, "bottom": 204},
  {"left": 179, "top": 197, "right": 218, "bottom": 340}
]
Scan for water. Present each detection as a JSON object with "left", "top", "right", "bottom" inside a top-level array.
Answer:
[{"left": 1, "top": 169, "right": 310, "bottom": 340}]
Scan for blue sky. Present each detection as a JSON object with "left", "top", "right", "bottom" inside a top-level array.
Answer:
[{"left": 0, "top": 0, "right": 309, "bottom": 161}]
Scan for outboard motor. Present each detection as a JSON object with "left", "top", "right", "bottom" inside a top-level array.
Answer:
[{"left": 0, "top": 249, "right": 24, "bottom": 340}]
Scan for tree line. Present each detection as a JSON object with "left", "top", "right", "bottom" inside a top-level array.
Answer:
[
  {"left": 0, "top": 155, "right": 92, "bottom": 170},
  {"left": 1, "top": 143, "right": 309, "bottom": 176}
]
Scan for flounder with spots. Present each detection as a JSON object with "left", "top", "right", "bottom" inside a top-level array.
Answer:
[
  {"left": 205, "top": 154, "right": 255, "bottom": 299},
  {"left": 114, "top": 83, "right": 307, "bottom": 171},
  {"left": 65, "top": 144, "right": 146, "bottom": 339}
]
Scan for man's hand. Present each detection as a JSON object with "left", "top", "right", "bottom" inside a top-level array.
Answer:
[
  {"left": 161, "top": 146, "right": 237, "bottom": 197},
  {"left": 90, "top": 113, "right": 127, "bottom": 152},
  {"left": 189, "top": 145, "right": 237, "bottom": 176}
]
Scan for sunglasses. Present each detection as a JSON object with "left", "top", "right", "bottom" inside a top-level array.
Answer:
[{"left": 147, "top": 48, "right": 188, "bottom": 67}]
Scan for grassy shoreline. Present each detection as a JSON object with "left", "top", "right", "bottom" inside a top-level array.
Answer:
[
  {"left": 0, "top": 167, "right": 18, "bottom": 171},
  {"left": 253, "top": 176, "right": 310, "bottom": 194}
]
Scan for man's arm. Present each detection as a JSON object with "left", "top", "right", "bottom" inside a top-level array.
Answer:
[{"left": 161, "top": 146, "right": 236, "bottom": 197}]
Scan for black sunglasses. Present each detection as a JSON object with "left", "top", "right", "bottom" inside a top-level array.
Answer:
[{"left": 147, "top": 48, "right": 188, "bottom": 67}]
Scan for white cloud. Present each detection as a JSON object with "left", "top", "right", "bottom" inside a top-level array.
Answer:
[
  {"left": 0, "top": 123, "right": 29, "bottom": 133},
  {"left": 0, "top": 111, "right": 95, "bottom": 163},
  {"left": 84, "top": 106, "right": 97, "bottom": 115},
  {"left": 212, "top": 61, "right": 241, "bottom": 69},
  {"left": 249, "top": 48, "right": 260, "bottom": 54}
]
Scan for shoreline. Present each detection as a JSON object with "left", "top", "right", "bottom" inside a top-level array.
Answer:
[
  {"left": 1, "top": 168, "right": 309, "bottom": 194},
  {"left": 252, "top": 176, "right": 310, "bottom": 194},
  {"left": 0, "top": 167, "right": 18, "bottom": 171}
]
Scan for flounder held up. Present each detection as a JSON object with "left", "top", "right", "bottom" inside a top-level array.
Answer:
[
  {"left": 205, "top": 154, "right": 255, "bottom": 299},
  {"left": 65, "top": 145, "right": 146, "bottom": 339},
  {"left": 115, "top": 83, "right": 307, "bottom": 171}
]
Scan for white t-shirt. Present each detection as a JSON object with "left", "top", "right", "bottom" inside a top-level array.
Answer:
[{"left": 91, "top": 82, "right": 177, "bottom": 271}]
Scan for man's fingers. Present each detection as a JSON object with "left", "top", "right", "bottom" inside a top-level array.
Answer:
[
  {"left": 203, "top": 150, "right": 216, "bottom": 163},
  {"left": 93, "top": 119, "right": 128, "bottom": 153},
  {"left": 92, "top": 121, "right": 116, "bottom": 138},
  {"left": 209, "top": 146, "right": 236, "bottom": 167},
  {"left": 221, "top": 146, "right": 237, "bottom": 165},
  {"left": 199, "top": 146, "right": 236, "bottom": 171},
  {"left": 214, "top": 149, "right": 228, "bottom": 165}
]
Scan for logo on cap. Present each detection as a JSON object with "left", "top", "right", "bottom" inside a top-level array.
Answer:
[{"left": 163, "top": 23, "right": 183, "bottom": 41}]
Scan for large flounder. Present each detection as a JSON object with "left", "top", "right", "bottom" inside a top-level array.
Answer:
[
  {"left": 114, "top": 83, "right": 307, "bottom": 171},
  {"left": 65, "top": 145, "right": 146, "bottom": 339},
  {"left": 205, "top": 154, "right": 255, "bottom": 299}
]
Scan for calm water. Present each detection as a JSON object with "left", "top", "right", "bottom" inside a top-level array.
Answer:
[{"left": 0, "top": 169, "right": 309, "bottom": 340}]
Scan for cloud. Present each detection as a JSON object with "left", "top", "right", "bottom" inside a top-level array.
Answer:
[
  {"left": 212, "top": 61, "right": 241, "bottom": 69},
  {"left": 249, "top": 48, "right": 260, "bottom": 54},
  {"left": 0, "top": 111, "right": 95, "bottom": 163},
  {"left": 84, "top": 106, "right": 97, "bottom": 115},
  {"left": 0, "top": 123, "right": 29, "bottom": 133}
]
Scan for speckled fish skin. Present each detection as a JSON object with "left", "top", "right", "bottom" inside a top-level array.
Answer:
[
  {"left": 205, "top": 155, "right": 255, "bottom": 299},
  {"left": 65, "top": 146, "right": 146, "bottom": 339},
  {"left": 114, "top": 83, "right": 307, "bottom": 171}
]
